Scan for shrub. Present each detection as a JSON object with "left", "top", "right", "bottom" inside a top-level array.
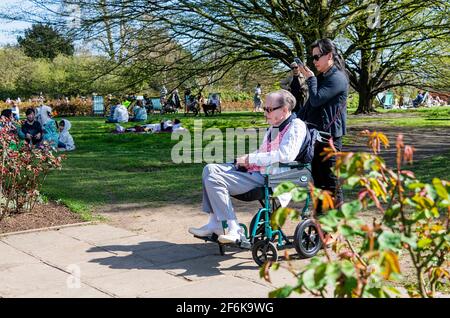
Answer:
[
  {"left": 268, "top": 131, "right": 449, "bottom": 298},
  {"left": 0, "top": 98, "right": 93, "bottom": 117},
  {"left": 0, "top": 120, "right": 63, "bottom": 220}
]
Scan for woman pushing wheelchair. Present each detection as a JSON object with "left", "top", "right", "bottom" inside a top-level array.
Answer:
[{"left": 189, "top": 89, "right": 308, "bottom": 244}]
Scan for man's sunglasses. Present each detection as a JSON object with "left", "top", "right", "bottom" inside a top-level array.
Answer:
[
  {"left": 263, "top": 105, "right": 284, "bottom": 113},
  {"left": 312, "top": 53, "right": 325, "bottom": 61},
  {"left": 291, "top": 66, "right": 299, "bottom": 70}
]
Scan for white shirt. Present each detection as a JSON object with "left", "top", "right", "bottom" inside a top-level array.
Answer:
[{"left": 248, "top": 118, "right": 306, "bottom": 174}]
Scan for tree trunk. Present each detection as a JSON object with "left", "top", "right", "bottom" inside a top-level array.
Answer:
[
  {"left": 356, "top": 87, "right": 375, "bottom": 114},
  {"left": 355, "top": 49, "right": 376, "bottom": 114}
]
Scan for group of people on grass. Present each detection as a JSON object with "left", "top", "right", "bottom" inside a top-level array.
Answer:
[{"left": 0, "top": 103, "right": 75, "bottom": 151}]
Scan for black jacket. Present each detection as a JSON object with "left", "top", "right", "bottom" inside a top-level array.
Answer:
[
  {"left": 21, "top": 120, "right": 43, "bottom": 137},
  {"left": 298, "top": 65, "right": 348, "bottom": 138}
]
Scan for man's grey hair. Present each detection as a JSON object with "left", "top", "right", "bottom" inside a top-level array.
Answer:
[{"left": 267, "top": 89, "right": 297, "bottom": 111}]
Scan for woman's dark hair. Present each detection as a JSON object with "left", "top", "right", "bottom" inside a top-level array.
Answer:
[
  {"left": 59, "top": 120, "right": 65, "bottom": 126},
  {"left": 1, "top": 109, "right": 13, "bottom": 119},
  {"left": 25, "top": 108, "right": 35, "bottom": 116},
  {"left": 310, "top": 38, "right": 347, "bottom": 77},
  {"left": 174, "top": 119, "right": 181, "bottom": 125}
]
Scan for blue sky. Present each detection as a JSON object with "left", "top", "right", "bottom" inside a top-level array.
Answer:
[{"left": 0, "top": 0, "right": 33, "bottom": 45}]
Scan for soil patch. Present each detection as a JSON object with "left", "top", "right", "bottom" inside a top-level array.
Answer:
[{"left": 0, "top": 202, "right": 84, "bottom": 234}]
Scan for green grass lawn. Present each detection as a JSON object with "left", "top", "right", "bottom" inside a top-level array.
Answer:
[
  {"left": 410, "top": 151, "right": 450, "bottom": 182},
  {"left": 43, "top": 112, "right": 268, "bottom": 216},
  {"left": 347, "top": 106, "right": 450, "bottom": 127},
  {"left": 43, "top": 108, "right": 450, "bottom": 217}
]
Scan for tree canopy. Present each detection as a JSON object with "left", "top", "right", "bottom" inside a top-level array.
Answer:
[
  {"left": 17, "top": 23, "right": 74, "bottom": 59},
  {"left": 3, "top": 0, "right": 450, "bottom": 112}
]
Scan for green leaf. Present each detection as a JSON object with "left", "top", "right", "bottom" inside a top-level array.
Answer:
[
  {"left": 411, "top": 210, "right": 426, "bottom": 222},
  {"left": 383, "top": 286, "right": 402, "bottom": 297},
  {"left": 378, "top": 232, "right": 402, "bottom": 252},
  {"left": 432, "top": 178, "right": 449, "bottom": 200},
  {"left": 417, "top": 237, "right": 432, "bottom": 249},
  {"left": 271, "top": 262, "right": 280, "bottom": 270},
  {"left": 291, "top": 187, "right": 308, "bottom": 202},
  {"left": 319, "top": 214, "right": 339, "bottom": 231},
  {"left": 309, "top": 256, "right": 322, "bottom": 266},
  {"left": 424, "top": 209, "right": 434, "bottom": 219},
  {"left": 273, "top": 181, "right": 296, "bottom": 197},
  {"left": 303, "top": 269, "right": 318, "bottom": 290},
  {"left": 314, "top": 263, "right": 328, "bottom": 289},
  {"left": 271, "top": 207, "right": 295, "bottom": 229},
  {"left": 325, "top": 263, "right": 341, "bottom": 285},
  {"left": 341, "top": 260, "right": 355, "bottom": 277},
  {"left": 401, "top": 234, "right": 417, "bottom": 249},
  {"left": 408, "top": 182, "right": 425, "bottom": 190},
  {"left": 268, "top": 285, "right": 294, "bottom": 298},
  {"left": 341, "top": 200, "right": 362, "bottom": 219},
  {"left": 425, "top": 184, "right": 437, "bottom": 200},
  {"left": 385, "top": 203, "right": 400, "bottom": 221},
  {"left": 343, "top": 277, "right": 358, "bottom": 296},
  {"left": 347, "top": 176, "right": 361, "bottom": 187},
  {"left": 365, "top": 287, "right": 385, "bottom": 298},
  {"left": 338, "top": 224, "right": 354, "bottom": 238}
]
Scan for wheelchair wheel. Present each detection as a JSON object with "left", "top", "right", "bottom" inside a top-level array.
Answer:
[
  {"left": 249, "top": 213, "right": 265, "bottom": 242},
  {"left": 293, "top": 219, "right": 322, "bottom": 258},
  {"left": 252, "top": 240, "right": 278, "bottom": 266}
]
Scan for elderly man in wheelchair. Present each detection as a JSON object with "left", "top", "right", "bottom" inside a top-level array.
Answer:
[{"left": 189, "top": 89, "right": 322, "bottom": 265}]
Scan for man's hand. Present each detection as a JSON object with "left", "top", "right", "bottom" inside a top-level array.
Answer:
[
  {"left": 35, "top": 133, "right": 41, "bottom": 139},
  {"left": 25, "top": 133, "right": 32, "bottom": 140},
  {"left": 236, "top": 155, "right": 249, "bottom": 168},
  {"left": 299, "top": 65, "right": 315, "bottom": 79}
]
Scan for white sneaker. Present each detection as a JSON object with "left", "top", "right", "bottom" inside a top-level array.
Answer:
[
  {"left": 218, "top": 230, "right": 247, "bottom": 244},
  {"left": 189, "top": 225, "right": 223, "bottom": 237}
]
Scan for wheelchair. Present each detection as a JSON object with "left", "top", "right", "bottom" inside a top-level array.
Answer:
[{"left": 193, "top": 162, "right": 322, "bottom": 266}]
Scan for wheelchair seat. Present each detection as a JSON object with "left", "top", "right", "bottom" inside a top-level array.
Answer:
[{"left": 232, "top": 187, "right": 267, "bottom": 202}]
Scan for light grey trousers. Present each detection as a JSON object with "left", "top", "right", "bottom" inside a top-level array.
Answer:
[{"left": 202, "top": 163, "right": 265, "bottom": 221}]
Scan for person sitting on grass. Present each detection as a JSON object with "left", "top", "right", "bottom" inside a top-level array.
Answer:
[
  {"left": 57, "top": 119, "right": 76, "bottom": 151},
  {"left": 130, "top": 100, "right": 148, "bottom": 122},
  {"left": 106, "top": 101, "right": 129, "bottom": 123},
  {"left": 38, "top": 105, "right": 59, "bottom": 148},
  {"left": 106, "top": 99, "right": 120, "bottom": 123},
  {"left": 11, "top": 101, "right": 20, "bottom": 121},
  {"left": 1, "top": 108, "right": 22, "bottom": 138},
  {"left": 19, "top": 108, "right": 43, "bottom": 146}
]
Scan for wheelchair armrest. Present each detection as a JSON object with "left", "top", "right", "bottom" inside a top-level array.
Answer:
[
  {"left": 267, "top": 164, "right": 312, "bottom": 188},
  {"left": 278, "top": 161, "right": 310, "bottom": 169}
]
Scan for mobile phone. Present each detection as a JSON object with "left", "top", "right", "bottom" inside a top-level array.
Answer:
[{"left": 294, "top": 57, "right": 304, "bottom": 67}]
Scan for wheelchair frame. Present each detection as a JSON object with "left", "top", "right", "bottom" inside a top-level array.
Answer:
[{"left": 194, "top": 162, "right": 321, "bottom": 266}]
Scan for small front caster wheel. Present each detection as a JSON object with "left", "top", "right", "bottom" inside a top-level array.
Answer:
[{"left": 252, "top": 240, "right": 278, "bottom": 266}]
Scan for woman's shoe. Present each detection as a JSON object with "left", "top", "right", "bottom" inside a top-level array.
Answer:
[
  {"left": 218, "top": 230, "right": 247, "bottom": 244},
  {"left": 188, "top": 225, "right": 223, "bottom": 237}
]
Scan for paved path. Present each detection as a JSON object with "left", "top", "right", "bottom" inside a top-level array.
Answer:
[{"left": 0, "top": 223, "right": 307, "bottom": 298}]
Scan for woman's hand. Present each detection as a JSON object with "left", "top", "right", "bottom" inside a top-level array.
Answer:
[
  {"left": 236, "top": 155, "right": 249, "bottom": 168},
  {"left": 299, "top": 65, "right": 315, "bottom": 79}
]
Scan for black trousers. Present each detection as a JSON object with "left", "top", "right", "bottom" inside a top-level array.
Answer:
[{"left": 312, "top": 136, "right": 343, "bottom": 212}]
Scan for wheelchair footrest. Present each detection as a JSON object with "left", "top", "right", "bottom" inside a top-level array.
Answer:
[{"left": 193, "top": 233, "right": 220, "bottom": 242}]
